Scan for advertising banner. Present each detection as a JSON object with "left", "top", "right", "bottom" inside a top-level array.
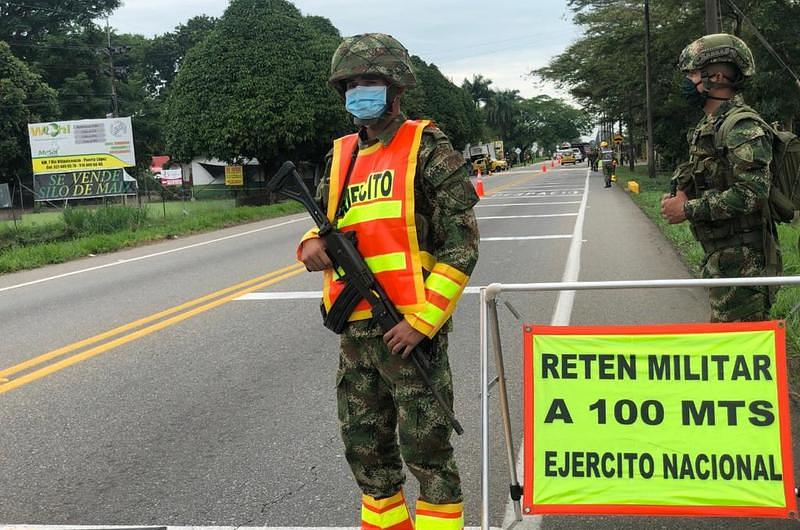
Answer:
[
  {"left": 225, "top": 165, "right": 244, "bottom": 186},
  {"left": 0, "top": 183, "right": 11, "bottom": 209},
  {"left": 523, "top": 321, "right": 796, "bottom": 519},
  {"left": 34, "top": 169, "right": 137, "bottom": 201},
  {"left": 159, "top": 168, "right": 183, "bottom": 187},
  {"left": 28, "top": 118, "right": 136, "bottom": 175}
]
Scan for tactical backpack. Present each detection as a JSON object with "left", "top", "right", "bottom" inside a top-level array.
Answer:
[{"left": 716, "top": 109, "right": 800, "bottom": 223}]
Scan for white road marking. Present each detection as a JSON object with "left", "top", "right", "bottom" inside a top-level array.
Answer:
[
  {"left": 550, "top": 170, "right": 591, "bottom": 324},
  {"left": 500, "top": 168, "right": 592, "bottom": 530},
  {"left": 480, "top": 235, "right": 571, "bottom": 241},
  {"left": 0, "top": 526, "right": 499, "bottom": 530},
  {"left": 0, "top": 217, "right": 308, "bottom": 294},
  {"left": 489, "top": 191, "right": 581, "bottom": 197},
  {"left": 499, "top": 188, "right": 582, "bottom": 192},
  {"left": 475, "top": 201, "right": 581, "bottom": 208},
  {"left": 236, "top": 286, "right": 484, "bottom": 301},
  {"left": 477, "top": 214, "right": 577, "bottom": 220}
]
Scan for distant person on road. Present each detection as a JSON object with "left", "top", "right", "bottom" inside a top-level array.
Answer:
[
  {"left": 297, "top": 33, "right": 479, "bottom": 530},
  {"left": 660, "top": 34, "right": 781, "bottom": 322},
  {"left": 599, "top": 141, "right": 615, "bottom": 187},
  {"left": 588, "top": 148, "right": 598, "bottom": 170}
]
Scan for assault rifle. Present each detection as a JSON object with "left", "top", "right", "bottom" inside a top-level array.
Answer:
[{"left": 268, "top": 161, "right": 464, "bottom": 435}]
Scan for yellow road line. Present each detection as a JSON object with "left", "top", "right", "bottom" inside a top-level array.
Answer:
[
  {"left": 484, "top": 169, "right": 545, "bottom": 196},
  {"left": 0, "top": 263, "right": 305, "bottom": 388}
]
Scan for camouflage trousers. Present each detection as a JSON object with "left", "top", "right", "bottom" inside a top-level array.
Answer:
[
  {"left": 602, "top": 163, "right": 613, "bottom": 185},
  {"left": 702, "top": 244, "right": 774, "bottom": 322},
  {"left": 336, "top": 331, "right": 462, "bottom": 504}
]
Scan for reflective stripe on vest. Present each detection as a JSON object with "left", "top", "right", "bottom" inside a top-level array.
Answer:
[
  {"left": 323, "top": 120, "right": 430, "bottom": 321},
  {"left": 407, "top": 262, "right": 470, "bottom": 337}
]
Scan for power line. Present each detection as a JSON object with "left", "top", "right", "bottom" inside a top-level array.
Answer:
[{"left": 726, "top": 0, "right": 800, "bottom": 89}]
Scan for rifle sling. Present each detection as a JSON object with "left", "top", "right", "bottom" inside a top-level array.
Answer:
[{"left": 332, "top": 138, "right": 361, "bottom": 225}]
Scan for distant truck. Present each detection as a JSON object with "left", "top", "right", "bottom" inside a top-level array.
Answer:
[{"left": 467, "top": 140, "right": 508, "bottom": 173}]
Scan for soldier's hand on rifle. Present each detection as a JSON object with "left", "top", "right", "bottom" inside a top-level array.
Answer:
[
  {"left": 300, "top": 237, "right": 333, "bottom": 271},
  {"left": 383, "top": 320, "right": 426, "bottom": 359},
  {"left": 660, "top": 190, "right": 688, "bottom": 224}
]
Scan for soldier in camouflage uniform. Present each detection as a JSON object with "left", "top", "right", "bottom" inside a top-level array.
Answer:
[
  {"left": 297, "top": 33, "right": 479, "bottom": 529},
  {"left": 661, "top": 34, "right": 781, "bottom": 322}
]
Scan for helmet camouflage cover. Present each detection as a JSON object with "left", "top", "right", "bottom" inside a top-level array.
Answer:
[
  {"left": 329, "top": 33, "right": 417, "bottom": 94},
  {"left": 678, "top": 33, "right": 755, "bottom": 77}
]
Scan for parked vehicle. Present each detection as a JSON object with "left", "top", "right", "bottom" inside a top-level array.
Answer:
[
  {"left": 556, "top": 149, "right": 576, "bottom": 165},
  {"left": 467, "top": 140, "right": 508, "bottom": 173},
  {"left": 472, "top": 157, "right": 508, "bottom": 173}
]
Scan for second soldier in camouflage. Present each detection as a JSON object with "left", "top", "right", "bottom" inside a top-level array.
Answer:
[{"left": 661, "top": 33, "right": 782, "bottom": 322}]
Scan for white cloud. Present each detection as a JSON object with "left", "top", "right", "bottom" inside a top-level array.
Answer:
[{"left": 108, "top": 0, "right": 581, "bottom": 99}]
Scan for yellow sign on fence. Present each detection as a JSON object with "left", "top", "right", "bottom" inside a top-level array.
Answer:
[
  {"left": 523, "top": 321, "right": 796, "bottom": 519},
  {"left": 225, "top": 165, "right": 244, "bottom": 186}
]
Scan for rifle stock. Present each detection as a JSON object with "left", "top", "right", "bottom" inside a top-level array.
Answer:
[{"left": 270, "top": 161, "right": 464, "bottom": 435}]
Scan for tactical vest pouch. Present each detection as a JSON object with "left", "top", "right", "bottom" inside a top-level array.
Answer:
[{"left": 715, "top": 109, "right": 800, "bottom": 223}]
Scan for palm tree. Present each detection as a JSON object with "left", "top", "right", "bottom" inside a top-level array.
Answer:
[
  {"left": 485, "top": 89, "right": 520, "bottom": 141},
  {"left": 461, "top": 74, "right": 493, "bottom": 108}
]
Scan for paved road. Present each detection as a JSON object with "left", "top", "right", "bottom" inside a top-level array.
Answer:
[{"left": 0, "top": 162, "right": 795, "bottom": 529}]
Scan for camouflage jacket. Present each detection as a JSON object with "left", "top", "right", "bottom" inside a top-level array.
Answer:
[
  {"left": 314, "top": 113, "right": 480, "bottom": 338},
  {"left": 682, "top": 94, "right": 772, "bottom": 228}
]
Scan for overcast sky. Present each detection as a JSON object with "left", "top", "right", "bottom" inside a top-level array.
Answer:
[{"left": 108, "top": 0, "right": 581, "bottom": 100}]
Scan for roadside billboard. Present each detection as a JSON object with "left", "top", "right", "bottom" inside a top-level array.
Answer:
[
  {"left": 28, "top": 118, "right": 136, "bottom": 175},
  {"left": 33, "top": 169, "right": 137, "bottom": 201}
]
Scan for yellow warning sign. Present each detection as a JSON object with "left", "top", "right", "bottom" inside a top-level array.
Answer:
[
  {"left": 225, "top": 165, "right": 244, "bottom": 186},
  {"left": 522, "top": 321, "right": 796, "bottom": 519}
]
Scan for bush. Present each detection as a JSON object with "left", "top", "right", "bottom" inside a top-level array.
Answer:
[{"left": 62, "top": 205, "right": 149, "bottom": 235}]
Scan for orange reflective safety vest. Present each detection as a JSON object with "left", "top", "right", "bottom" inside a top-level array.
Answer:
[{"left": 319, "top": 119, "right": 470, "bottom": 338}]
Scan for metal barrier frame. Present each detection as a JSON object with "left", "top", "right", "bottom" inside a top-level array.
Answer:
[{"left": 479, "top": 275, "right": 800, "bottom": 530}]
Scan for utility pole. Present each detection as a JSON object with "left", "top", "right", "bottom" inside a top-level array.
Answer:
[
  {"left": 105, "top": 17, "right": 119, "bottom": 118},
  {"left": 644, "top": 0, "right": 656, "bottom": 178},
  {"left": 705, "top": 0, "right": 721, "bottom": 34}
]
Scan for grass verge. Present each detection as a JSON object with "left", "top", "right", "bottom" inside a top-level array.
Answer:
[
  {"left": 0, "top": 200, "right": 305, "bottom": 274},
  {"left": 616, "top": 166, "right": 800, "bottom": 394}
]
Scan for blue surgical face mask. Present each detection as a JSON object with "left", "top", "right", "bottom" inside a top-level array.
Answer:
[{"left": 345, "top": 85, "right": 388, "bottom": 120}]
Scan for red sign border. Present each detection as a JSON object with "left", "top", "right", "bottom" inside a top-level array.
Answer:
[{"left": 522, "top": 320, "right": 797, "bottom": 519}]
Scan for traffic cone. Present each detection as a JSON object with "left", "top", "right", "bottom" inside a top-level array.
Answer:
[
  {"left": 475, "top": 168, "right": 485, "bottom": 197},
  {"left": 541, "top": 164, "right": 547, "bottom": 173},
  {"left": 550, "top": 160, "right": 555, "bottom": 168}
]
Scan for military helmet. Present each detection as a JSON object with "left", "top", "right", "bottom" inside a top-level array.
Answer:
[
  {"left": 600, "top": 141, "right": 608, "bottom": 148},
  {"left": 329, "top": 33, "right": 417, "bottom": 95},
  {"left": 678, "top": 33, "right": 755, "bottom": 78}
]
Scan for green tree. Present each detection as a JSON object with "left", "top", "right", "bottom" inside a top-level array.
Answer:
[
  {"left": 539, "top": 0, "right": 800, "bottom": 166},
  {"left": 403, "top": 57, "right": 482, "bottom": 149},
  {"left": 461, "top": 74, "right": 493, "bottom": 107},
  {"left": 163, "top": 0, "right": 349, "bottom": 173},
  {"left": 509, "top": 95, "right": 592, "bottom": 155},
  {"left": 0, "top": 0, "right": 120, "bottom": 61},
  {"left": 142, "top": 16, "right": 217, "bottom": 97},
  {"left": 0, "top": 41, "right": 59, "bottom": 184},
  {"left": 485, "top": 89, "right": 521, "bottom": 142}
]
